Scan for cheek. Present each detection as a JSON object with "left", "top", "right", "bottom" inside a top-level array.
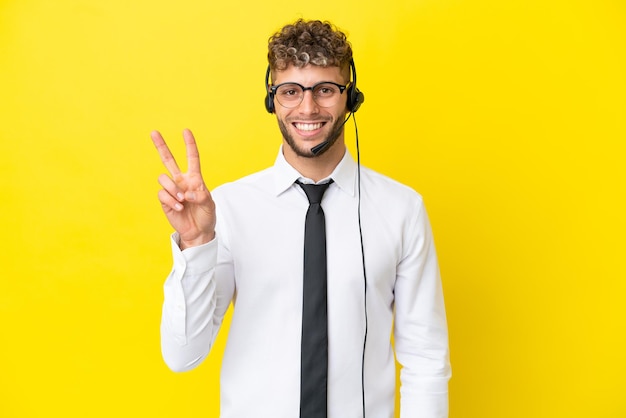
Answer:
[
  {"left": 334, "top": 105, "right": 349, "bottom": 120},
  {"left": 275, "top": 108, "right": 292, "bottom": 122}
]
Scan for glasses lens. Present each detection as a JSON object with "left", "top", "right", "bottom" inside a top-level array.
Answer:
[
  {"left": 312, "top": 83, "right": 342, "bottom": 107},
  {"left": 275, "top": 83, "right": 303, "bottom": 108}
]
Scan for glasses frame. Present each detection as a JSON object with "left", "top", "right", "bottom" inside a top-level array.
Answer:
[{"left": 269, "top": 81, "right": 348, "bottom": 109}]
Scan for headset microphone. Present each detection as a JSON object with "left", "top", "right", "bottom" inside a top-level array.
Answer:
[
  {"left": 310, "top": 141, "right": 329, "bottom": 156},
  {"left": 310, "top": 112, "right": 354, "bottom": 155}
]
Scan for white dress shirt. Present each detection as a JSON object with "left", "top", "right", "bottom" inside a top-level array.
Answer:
[{"left": 160, "top": 148, "right": 451, "bottom": 418}]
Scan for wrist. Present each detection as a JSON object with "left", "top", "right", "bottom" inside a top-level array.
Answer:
[{"left": 179, "top": 231, "right": 215, "bottom": 250}]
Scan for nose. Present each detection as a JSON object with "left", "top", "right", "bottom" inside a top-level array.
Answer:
[{"left": 298, "top": 89, "right": 319, "bottom": 114}]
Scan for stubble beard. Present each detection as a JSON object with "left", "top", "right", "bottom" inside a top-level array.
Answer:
[{"left": 278, "top": 116, "right": 345, "bottom": 158}]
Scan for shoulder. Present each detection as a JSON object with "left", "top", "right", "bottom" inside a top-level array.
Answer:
[
  {"left": 359, "top": 166, "right": 424, "bottom": 208},
  {"left": 212, "top": 167, "right": 274, "bottom": 199}
]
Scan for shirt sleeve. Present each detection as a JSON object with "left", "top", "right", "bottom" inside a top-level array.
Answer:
[
  {"left": 160, "top": 232, "right": 234, "bottom": 372},
  {"left": 394, "top": 201, "right": 451, "bottom": 418}
]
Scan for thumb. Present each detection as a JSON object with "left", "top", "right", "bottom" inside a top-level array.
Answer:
[
  {"left": 184, "top": 188, "right": 212, "bottom": 205},
  {"left": 184, "top": 191, "right": 198, "bottom": 201}
]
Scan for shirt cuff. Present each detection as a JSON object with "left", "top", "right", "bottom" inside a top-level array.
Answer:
[{"left": 171, "top": 232, "right": 217, "bottom": 274}]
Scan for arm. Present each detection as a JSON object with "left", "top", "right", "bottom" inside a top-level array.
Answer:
[
  {"left": 151, "top": 129, "right": 230, "bottom": 371},
  {"left": 394, "top": 201, "right": 451, "bottom": 418},
  {"left": 159, "top": 233, "right": 234, "bottom": 371}
]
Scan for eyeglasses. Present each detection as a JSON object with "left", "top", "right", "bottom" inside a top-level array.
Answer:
[{"left": 269, "top": 81, "right": 348, "bottom": 108}]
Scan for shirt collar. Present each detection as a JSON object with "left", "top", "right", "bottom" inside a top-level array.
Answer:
[{"left": 273, "top": 145, "right": 357, "bottom": 197}]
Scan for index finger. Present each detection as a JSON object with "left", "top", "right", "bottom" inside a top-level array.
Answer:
[
  {"left": 151, "top": 130, "right": 182, "bottom": 177},
  {"left": 183, "top": 129, "right": 202, "bottom": 174}
]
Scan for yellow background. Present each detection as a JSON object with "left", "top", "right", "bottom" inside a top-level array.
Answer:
[{"left": 1, "top": 0, "right": 624, "bottom": 417}]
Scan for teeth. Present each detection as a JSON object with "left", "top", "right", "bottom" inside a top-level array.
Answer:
[{"left": 294, "top": 122, "right": 323, "bottom": 131}]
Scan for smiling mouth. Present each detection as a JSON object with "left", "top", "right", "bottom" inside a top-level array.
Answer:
[{"left": 293, "top": 122, "right": 325, "bottom": 131}]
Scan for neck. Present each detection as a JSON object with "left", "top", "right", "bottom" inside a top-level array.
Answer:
[{"left": 283, "top": 140, "right": 345, "bottom": 182}]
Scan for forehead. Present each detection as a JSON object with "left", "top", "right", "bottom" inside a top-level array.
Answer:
[{"left": 273, "top": 64, "right": 346, "bottom": 85}]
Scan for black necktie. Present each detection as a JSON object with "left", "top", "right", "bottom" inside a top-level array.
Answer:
[{"left": 297, "top": 180, "right": 332, "bottom": 418}]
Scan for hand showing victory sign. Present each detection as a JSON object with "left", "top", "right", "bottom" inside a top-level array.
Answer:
[{"left": 151, "top": 129, "right": 216, "bottom": 250}]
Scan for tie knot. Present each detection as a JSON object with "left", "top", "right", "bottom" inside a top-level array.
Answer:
[{"left": 297, "top": 180, "right": 332, "bottom": 205}]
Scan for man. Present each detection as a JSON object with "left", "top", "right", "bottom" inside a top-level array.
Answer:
[{"left": 152, "top": 19, "right": 450, "bottom": 418}]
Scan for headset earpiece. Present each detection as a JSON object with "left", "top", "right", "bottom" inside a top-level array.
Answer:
[
  {"left": 346, "top": 59, "right": 365, "bottom": 113},
  {"left": 264, "top": 66, "right": 275, "bottom": 113}
]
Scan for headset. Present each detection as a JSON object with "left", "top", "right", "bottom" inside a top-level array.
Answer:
[
  {"left": 264, "top": 59, "right": 364, "bottom": 114},
  {"left": 264, "top": 58, "right": 369, "bottom": 418}
]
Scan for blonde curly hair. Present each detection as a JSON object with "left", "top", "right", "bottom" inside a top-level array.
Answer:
[{"left": 267, "top": 19, "right": 353, "bottom": 79}]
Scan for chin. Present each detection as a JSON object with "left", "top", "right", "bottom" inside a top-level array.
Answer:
[{"left": 279, "top": 119, "right": 343, "bottom": 158}]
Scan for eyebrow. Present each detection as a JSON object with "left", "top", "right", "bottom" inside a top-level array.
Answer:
[{"left": 273, "top": 81, "right": 346, "bottom": 87}]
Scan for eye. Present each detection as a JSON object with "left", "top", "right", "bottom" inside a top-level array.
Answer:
[
  {"left": 277, "top": 84, "right": 302, "bottom": 97},
  {"left": 315, "top": 84, "right": 337, "bottom": 96}
]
